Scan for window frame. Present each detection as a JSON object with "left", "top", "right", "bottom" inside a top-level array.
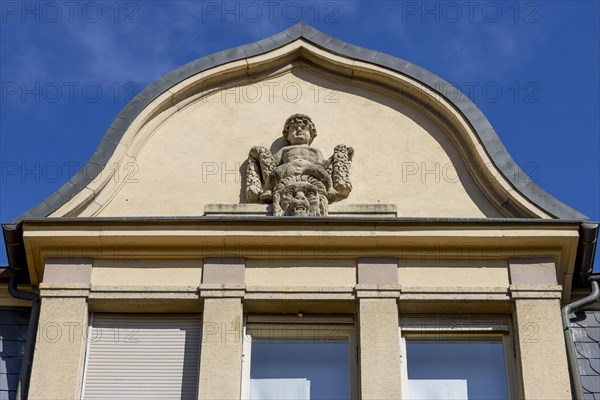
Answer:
[
  {"left": 399, "top": 316, "right": 517, "bottom": 400},
  {"left": 241, "top": 314, "right": 358, "bottom": 400}
]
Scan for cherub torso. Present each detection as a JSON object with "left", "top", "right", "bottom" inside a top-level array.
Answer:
[{"left": 280, "top": 145, "right": 324, "bottom": 165}]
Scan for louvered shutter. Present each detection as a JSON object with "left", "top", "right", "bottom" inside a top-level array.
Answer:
[{"left": 82, "top": 314, "right": 201, "bottom": 400}]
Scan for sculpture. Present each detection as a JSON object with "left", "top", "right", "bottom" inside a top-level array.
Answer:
[{"left": 246, "top": 114, "right": 353, "bottom": 216}]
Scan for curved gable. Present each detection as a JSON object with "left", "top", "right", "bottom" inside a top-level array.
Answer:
[{"left": 14, "top": 23, "right": 587, "bottom": 221}]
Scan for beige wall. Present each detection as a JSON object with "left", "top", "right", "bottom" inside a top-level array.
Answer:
[
  {"left": 48, "top": 40, "right": 552, "bottom": 220},
  {"left": 399, "top": 259, "right": 510, "bottom": 287},
  {"left": 513, "top": 298, "right": 571, "bottom": 399},
  {"left": 246, "top": 259, "right": 356, "bottom": 286},
  {"left": 87, "top": 258, "right": 510, "bottom": 292},
  {"left": 91, "top": 259, "right": 202, "bottom": 286},
  {"left": 198, "top": 298, "right": 244, "bottom": 400},
  {"left": 89, "top": 66, "right": 502, "bottom": 219},
  {"left": 359, "top": 298, "right": 403, "bottom": 399},
  {"left": 28, "top": 296, "right": 89, "bottom": 400},
  {"left": 22, "top": 254, "right": 573, "bottom": 400},
  {"left": 509, "top": 257, "right": 571, "bottom": 399}
]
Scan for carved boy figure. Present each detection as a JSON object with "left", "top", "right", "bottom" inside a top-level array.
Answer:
[{"left": 246, "top": 114, "right": 353, "bottom": 216}]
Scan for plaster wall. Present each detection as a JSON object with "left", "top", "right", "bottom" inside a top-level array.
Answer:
[
  {"left": 28, "top": 297, "right": 88, "bottom": 400},
  {"left": 246, "top": 259, "right": 356, "bottom": 286},
  {"left": 18, "top": 254, "right": 575, "bottom": 399},
  {"left": 85, "top": 258, "right": 512, "bottom": 289},
  {"left": 514, "top": 299, "right": 572, "bottom": 399},
  {"left": 198, "top": 298, "right": 243, "bottom": 400},
  {"left": 93, "top": 67, "right": 501, "bottom": 218},
  {"left": 91, "top": 260, "right": 202, "bottom": 287},
  {"left": 358, "top": 298, "right": 403, "bottom": 399},
  {"left": 398, "top": 259, "right": 510, "bottom": 288}
]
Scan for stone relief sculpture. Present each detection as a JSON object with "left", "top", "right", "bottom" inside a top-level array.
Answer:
[{"left": 246, "top": 114, "right": 354, "bottom": 216}]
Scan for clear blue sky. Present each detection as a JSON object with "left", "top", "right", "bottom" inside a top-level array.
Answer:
[{"left": 1, "top": 1, "right": 598, "bottom": 270}]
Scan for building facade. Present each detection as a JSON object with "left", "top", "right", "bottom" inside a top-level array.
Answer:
[{"left": 1, "top": 24, "right": 598, "bottom": 400}]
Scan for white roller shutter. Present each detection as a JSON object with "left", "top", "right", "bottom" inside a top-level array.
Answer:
[{"left": 82, "top": 314, "right": 201, "bottom": 400}]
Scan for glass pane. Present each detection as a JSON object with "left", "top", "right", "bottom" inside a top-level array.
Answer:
[
  {"left": 250, "top": 339, "right": 349, "bottom": 400},
  {"left": 406, "top": 340, "right": 509, "bottom": 400}
]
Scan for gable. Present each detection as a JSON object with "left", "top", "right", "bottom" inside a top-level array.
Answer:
[
  {"left": 82, "top": 64, "right": 504, "bottom": 218},
  {"left": 15, "top": 24, "right": 585, "bottom": 221}
]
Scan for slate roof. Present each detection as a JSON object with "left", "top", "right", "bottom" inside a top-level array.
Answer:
[
  {"left": 572, "top": 310, "right": 600, "bottom": 399},
  {"left": 0, "top": 309, "right": 30, "bottom": 400}
]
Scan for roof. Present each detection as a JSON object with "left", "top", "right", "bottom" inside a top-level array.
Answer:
[
  {"left": 571, "top": 310, "right": 600, "bottom": 398},
  {"left": 12, "top": 23, "right": 588, "bottom": 222}
]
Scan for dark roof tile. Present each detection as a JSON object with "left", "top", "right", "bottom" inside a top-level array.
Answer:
[
  {"left": 573, "top": 326, "right": 597, "bottom": 343},
  {"left": 0, "top": 358, "right": 22, "bottom": 374},
  {"left": 0, "top": 311, "right": 30, "bottom": 326},
  {"left": 577, "top": 342, "right": 600, "bottom": 359},
  {"left": 591, "top": 358, "right": 600, "bottom": 375},
  {"left": 579, "top": 358, "right": 600, "bottom": 376},
  {"left": 576, "top": 312, "right": 600, "bottom": 328},
  {"left": 581, "top": 375, "right": 600, "bottom": 394}
]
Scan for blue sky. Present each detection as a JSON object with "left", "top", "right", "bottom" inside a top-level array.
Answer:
[{"left": 1, "top": 1, "right": 598, "bottom": 270}]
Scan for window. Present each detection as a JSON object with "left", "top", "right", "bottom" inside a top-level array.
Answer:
[
  {"left": 81, "top": 314, "right": 201, "bottom": 400},
  {"left": 400, "top": 317, "right": 516, "bottom": 400},
  {"left": 242, "top": 316, "right": 357, "bottom": 400}
]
